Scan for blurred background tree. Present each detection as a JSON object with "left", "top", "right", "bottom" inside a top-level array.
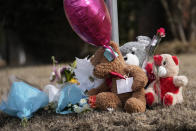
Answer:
[
  {"left": 0, "top": 0, "right": 195, "bottom": 66},
  {"left": 161, "top": 0, "right": 196, "bottom": 43}
]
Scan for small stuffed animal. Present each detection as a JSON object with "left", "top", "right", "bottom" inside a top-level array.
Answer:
[
  {"left": 120, "top": 36, "right": 156, "bottom": 87},
  {"left": 120, "top": 36, "right": 151, "bottom": 68},
  {"left": 88, "top": 41, "right": 148, "bottom": 113},
  {"left": 145, "top": 54, "right": 188, "bottom": 106}
]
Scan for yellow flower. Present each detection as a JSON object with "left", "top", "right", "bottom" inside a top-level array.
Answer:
[{"left": 69, "top": 78, "right": 80, "bottom": 85}]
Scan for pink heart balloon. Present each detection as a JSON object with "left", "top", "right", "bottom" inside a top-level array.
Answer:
[{"left": 64, "top": 0, "right": 111, "bottom": 47}]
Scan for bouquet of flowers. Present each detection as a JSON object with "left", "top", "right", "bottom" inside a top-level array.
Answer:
[
  {"left": 0, "top": 76, "right": 49, "bottom": 120},
  {"left": 50, "top": 56, "right": 78, "bottom": 85},
  {"left": 44, "top": 57, "right": 97, "bottom": 114}
]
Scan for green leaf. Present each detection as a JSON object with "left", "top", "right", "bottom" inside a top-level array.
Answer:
[
  {"left": 21, "top": 117, "right": 28, "bottom": 127},
  {"left": 51, "top": 56, "right": 58, "bottom": 66},
  {"left": 72, "top": 60, "right": 77, "bottom": 68},
  {"left": 64, "top": 71, "right": 71, "bottom": 82}
]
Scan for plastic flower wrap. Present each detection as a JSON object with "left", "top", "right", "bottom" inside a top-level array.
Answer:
[
  {"left": 147, "top": 27, "right": 166, "bottom": 57},
  {"left": 46, "top": 57, "right": 99, "bottom": 114},
  {"left": 43, "top": 83, "right": 93, "bottom": 114},
  {"left": 55, "top": 84, "right": 91, "bottom": 114},
  {"left": 74, "top": 57, "right": 104, "bottom": 91},
  {"left": 0, "top": 79, "right": 49, "bottom": 120},
  {"left": 44, "top": 84, "right": 60, "bottom": 103}
]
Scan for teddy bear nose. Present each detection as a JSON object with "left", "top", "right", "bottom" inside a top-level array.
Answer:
[{"left": 154, "top": 55, "right": 163, "bottom": 66}]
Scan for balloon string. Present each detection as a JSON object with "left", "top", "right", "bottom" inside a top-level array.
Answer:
[{"left": 103, "top": 45, "right": 116, "bottom": 58}]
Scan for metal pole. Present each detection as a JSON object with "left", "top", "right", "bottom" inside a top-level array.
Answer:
[{"left": 106, "top": 0, "right": 119, "bottom": 45}]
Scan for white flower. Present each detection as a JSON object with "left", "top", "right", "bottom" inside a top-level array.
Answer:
[
  {"left": 107, "top": 108, "right": 114, "bottom": 113},
  {"left": 73, "top": 105, "right": 83, "bottom": 113},
  {"left": 74, "top": 108, "right": 83, "bottom": 113},
  {"left": 68, "top": 103, "right": 72, "bottom": 107},
  {"left": 74, "top": 57, "right": 104, "bottom": 91},
  {"left": 83, "top": 104, "right": 92, "bottom": 111},
  {"left": 73, "top": 105, "right": 79, "bottom": 109},
  {"left": 79, "top": 99, "right": 87, "bottom": 105}
]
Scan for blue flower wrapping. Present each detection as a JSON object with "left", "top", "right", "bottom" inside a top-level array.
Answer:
[
  {"left": 0, "top": 81, "right": 49, "bottom": 119},
  {"left": 56, "top": 84, "right": 87, "bottom": 114}
]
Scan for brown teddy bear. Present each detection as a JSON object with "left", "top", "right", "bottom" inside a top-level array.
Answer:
[
  {"left": 145, "top": 54, "right": 188, "bottom": 106},
  {"left": 88, "top": 41, "right": 148, "bottom": 113}
]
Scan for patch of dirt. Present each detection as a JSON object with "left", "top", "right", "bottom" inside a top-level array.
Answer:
[{"left": 0, "top": 54, "right": 196, "bottom": 131}]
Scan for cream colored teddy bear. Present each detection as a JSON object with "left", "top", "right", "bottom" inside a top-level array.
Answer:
[{"left": 145, "top": 54, "right": 188, "bottom": 106}]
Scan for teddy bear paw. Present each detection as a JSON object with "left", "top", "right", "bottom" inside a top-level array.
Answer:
[
  {"left": 173, "top": 76, "right": 188, "bottom": 87},
  {"left": 124, "top": 98, "right": 146, "bottom": 113},
  {"left": 145, "top": 92, "right": 155, "bottom": 106},
  {"left": 96, "top": 92, "right": 122, "bottom": 110},
  {"left": 163, "top": 94, "right": 174, "bottom": 106}
]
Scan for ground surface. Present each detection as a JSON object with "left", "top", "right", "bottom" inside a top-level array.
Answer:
[{"left": 0, "top": 54, "right": 196, "bottom": 131}]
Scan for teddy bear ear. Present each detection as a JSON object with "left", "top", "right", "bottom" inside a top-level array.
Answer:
[
  {"left": 110, "top": 41, "right": 118, "bottom": 49},
  {"left": 109, "top": 41, "right": 121, "bottom": 55},
  {"left": 172, "top": 56, "right": 179, "bottom": 65}
]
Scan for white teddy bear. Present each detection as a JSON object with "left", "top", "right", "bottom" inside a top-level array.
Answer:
[{"left": 145, "top": 54, "right": 188, "bottom": 106}]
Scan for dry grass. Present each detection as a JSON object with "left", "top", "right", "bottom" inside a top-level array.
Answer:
[
  {"left": 0, "top": 54, "right": 196, "bottom": 131},
  {"left": 156, "top": 40, "right": 196, "bottom": 55}
]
